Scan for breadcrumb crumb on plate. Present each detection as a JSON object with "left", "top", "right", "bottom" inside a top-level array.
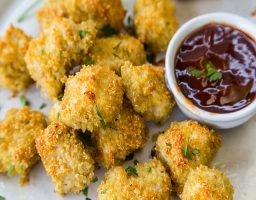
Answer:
[
  {"left": 98, "top": 158, "right": 171, "bottom": 200},
  {"left": 36, "top": 122, "right": 95, "bottom": 195},
  {"left": 0, "top": 107, "right": 46, "bottom": 185}
]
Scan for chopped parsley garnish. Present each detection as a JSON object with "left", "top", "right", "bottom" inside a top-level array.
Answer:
[
  {"left": 183, "top": 138, "right": 192, "bottom": 160},
  {"left": 7, "top": 166, "right": 15, "bottom": 176},
  {"left": 187, "top": 68, "right": 203, "bottom": 77},
  {"left": 20, "top": 95, "right": 29, "bottom": 106},
  {"left": 84, "top": 59, "right": 95, "bottom": 66},
  {"left": 192, "top": 149, "right": 200, "bottom": 155},
  {"left": 125, "top": 166, "right": 138, "bottom": 177},
  {"left": 41, "top": 48, "right": 46, "bottom": 55},
  {"left": 96, "top": 106, "right": 107, "bottom": 129},
  {"left": 39, "top": 103, "right": 47, "bottom": 109},
  {"left": 0, "top": 196, "right": 6, "bottom": 200},
  {"left": 100, "top": 189, "right": 108, "bottom": 194},
  {"left": 17, "top": 0, "right": 42, "bottom": 22},
  {"left": 113, "top": 41, "right": 122, "bottom": 51},
  {"left": 166, "top": 143, "right": 171, "bottom": 147},
  {"left": 101, "top": 25, "right": 118, "bottom": 37},
  {"left": 125, "top": 153, "right": 134, "bottom": 161},
  {"left": 133, "top": 159, "right": 139, "bottom": 165},
  {"left": 82, "top": 187, "right": 88, "bottom": 196},
  {"left": 91, "top": 176, "right": 98, "bottom": 183},
  {"left": 147, "top": 167, "right": 152, "bottom": 173},
  {"left": 57, "top": 94, "right": 63, "bottom": 101},
  {"left": 79, "top": 30, "right": 89, "bottom": 39}
]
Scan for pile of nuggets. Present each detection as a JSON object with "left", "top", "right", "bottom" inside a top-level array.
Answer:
[{"left": 0, "top": 0, "right": 234, "bottom": 199}]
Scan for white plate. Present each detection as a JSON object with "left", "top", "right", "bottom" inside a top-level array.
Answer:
[{"left": 0, "top": 0, "right": 256, "bottom": 200}]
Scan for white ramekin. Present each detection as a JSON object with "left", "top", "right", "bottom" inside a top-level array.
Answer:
[{"left": 165, "top": 12, "right": 256, "bottom": 129}]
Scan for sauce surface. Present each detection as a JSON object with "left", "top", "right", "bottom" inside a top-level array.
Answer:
[{"left": 175, "top": 23, "right": 256, "bottom": 113}]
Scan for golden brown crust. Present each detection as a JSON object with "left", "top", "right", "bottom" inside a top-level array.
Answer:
[
  {"left": 59, "top": 65, "right": 123, "bottom": 132},
  {"left": 134, "top": 0, "right": 178, "bottom": 53},
  {"left": 36, "top": 122, "right": 94, "bottom": 195},
  {"left": 98, "top": 158, "right": 171, "bottom": 200},
  {"left": 0, "top": 25, "right": 32, "bottom": 92},
  {"left": 121, "top": 62, "right": 175, "bottom": 123},
  {"left": 181, "top": 165, "right": 234, "bottom": 200},
  {"left": 93, "top": 103, "right": 147, "bottom": 168},
  {"left": 155, "top": 120, "right": 222, "bottom": 194},
  {"left": 0, "top": 107, "right": 46, "bottom": 185},
  {"left": 25, "top": 18, "right": 97, "bottom": 100}
]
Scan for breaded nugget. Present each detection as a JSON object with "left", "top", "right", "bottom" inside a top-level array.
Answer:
[
  {"left": 92, "top": 103, "right": 147, "bottom": 168},
  {"left": 181, "top": 165, "right": 234, "bottom": 200},
  {"left": 65, "top": 0, "right": 125, "bottom": 30},
  {"left": 48, "top": 101, "right": 61, "bottom": 123},
  {"left": 89, "top": 34, "right": 146, "bottom": 73},
  {"left": 25, "top": 18, "right": 97, "bottom": 100},
  {"left": 98, "top": 158, "right": 171, "bottom": 200},
  {"left": 155, "top": 120, "right": 222, "bottom": 194},
  {"left": 0, "top": 107, "right": 46, "bottom": 185},
  {"left": 59, "top": 65, "right": 123, "bottom": 132},
  {"left": 134, "top": 0, "right": 178, "bottom": 53},
  {"left": 0, "top": 25, "right": 32, "bottom": 92},
  {"left": 36, "top": 122, "right": 94, "bottom": 195},
  {"left": 121, "top": 63, "right": 175, "bottom": 123}
]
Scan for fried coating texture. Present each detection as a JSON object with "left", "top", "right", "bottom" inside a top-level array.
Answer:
[
  {"left": 92, "top": 104, "right": 147, "bottom": 168},
  {"left": 155, "top": 120, "right": 222, "bottom": 194},
  {"left": 59, "top": 65, "right": 123, "bottom": 132},
  {"left": 25, "top": 18, "right": 97, "bottom": 100},
  {"left": 0, "top": 107, "right": 46, "bottom": 185},
  {"left": 181, "top": 165, "right": 234, "bottom": 200},
  {"left": 134, "top": 0, "right": 178, "bottom": 53},
  {"left": 121, "top": 63, "right": 175, "bottom": 123},
  {"left": 36, "top": 122, "right": 94, "bottom": 195},
  {"left": 98, "top": 158, "right": 171, "bottom": 200},
  {"left": 89, "top": 34, "right": 146, "bottom": 73},
  {"left": 0, "top": 25, "right": 32, "bottom": 92},
  {"left": 37, "top": 0, "right": 125, "bottom": 31}
]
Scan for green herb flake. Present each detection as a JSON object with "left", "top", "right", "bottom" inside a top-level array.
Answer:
[
  {"left": 192, "top": 149, "right": 200, "bottom": 155},
  {"left": 7, "top": 165, "right": 15, "bottom": 176},
  {"left": 125, "top": 166, "right": 138, "bottom": 177},
  {"left": 147, "top": 167, "right": 152, "bottom": 173},
  {"left": 91, "top": 176, "right": 98, "bottom": 183},
  {"left": 100, "top": 189, "right": 108, "bottom": 194},
  {"left": 101, "top": 25, "right": 118, "bottom": 37},
  {"left": 40, "top": 103, "right": 47, "bottom": 109},
  {"left": 57, "top": 94, "right": 63, "bottom": 101},
  {"left": 79, "top": 30, "right": 89, "bottom": 39},
  {"left": 183, "top": 138, "right": 191, "bottom": 160},
  {"left": 205, "top": 61, "right": 222, "bottom": 82},
  {"left": 17, "top": 0, "right": 42, "bottom": 22},
  {"left": 82, "top": 187, "right": 88, "bottom": 196},
  {"left": 20, "top": 95, "right": 29, "bottom": 106},
  {"left": 96, "top": 106, "right": 107, "bottom": 129},
  {"left": 113, "top": 41, "right": 122, "bottom": 51},
  {"left": 209, "top": 71, "right": 222, "bottom": 82},
  {"left": 0, "top": 196, "right": 6, "bottom": 200},
  {"left": 40, "top": 48, "right": 46, "bottom": 55},
  {"left": 84, "top": 59, "right": 95, "bottom": 66},
  {"left": 187, "top": 68, "right": 203, "bottom": 77},
  {"left": 166, "top": 143, "right": 171, "bottom": 147}
]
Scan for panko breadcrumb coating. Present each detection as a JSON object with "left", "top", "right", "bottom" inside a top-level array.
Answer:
[
  {"left": 0, "top": 107, "right": 46, "bottom": 185},
  {"left": 0, "top": 25, "right": 32, "bottom": 92},
  {"left": 93, "top": 103, "right": 147, "bottom": 168},
  {"left": 155, "top": 120, "right": 222, "bottom": 194},
  {"left": 25, "top": 18, "right": 97, "bottom": 100},
  {"left": 36, "top": 122, "right": 94, "bottom": 195},
  {"left": 48, "top": 101, "right": 61, "bottom": 123},
  {"left": 121, "top": 63, "right": 175, "bottom": 123},
  {"left": 134, "top": 0, "right": 178, "bottom": 53},
  {"left": 59, "top": 65, "right": 123, "bottom": 132},
  {"left": 98, "top": 158, "right": 171, "bottom": 200},
  {"left": 89, "top": 34, "right": 146, "bottom": 73},
  {"left": 181, "top": 165, "right": 234, "bottom": 200}
]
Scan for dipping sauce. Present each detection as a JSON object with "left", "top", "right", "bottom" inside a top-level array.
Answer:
[{"left": 175, "top": 23, "right": 256, "bottom": 113}]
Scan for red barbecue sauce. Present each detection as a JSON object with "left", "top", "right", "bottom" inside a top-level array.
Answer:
[{"left": 175, "top": 23, "right": 256, "bottom": 113}]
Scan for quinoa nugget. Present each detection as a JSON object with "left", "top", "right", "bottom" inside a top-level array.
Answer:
[
  {"left": 121, "top": 63, "right": 175, "bottom": 123},
  {"left": 134, "top": 0, "right": 178, "bottom": 53},
  {"left": 89, "top": 34, "right": 146, "bottom": 73},
  {"left": 0, "top": 25, "right": 32, "bottom": 92},
  {"left": 93, "top": 104, "right": 147, "bottom": 168},
  {"left": 36, "top": 122, "right": 94, "bottom": 195},
  {"left": 59, "top": 65, "right": 123, "bottom": 132},
  {"left": 25, "top": 18, "right": 97, "bottom": 100},
  {"left": 98, "top": 158, "right": 171, "bottom": 200},
  {"left": 0, "top": 107, "right": 46, "bottom": 185},
  {"left": 181, "top": 165, "right": 234, "bottom": 200},
  {"left": 155, "top": 120, "right": 222, "bottom": 194}
]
